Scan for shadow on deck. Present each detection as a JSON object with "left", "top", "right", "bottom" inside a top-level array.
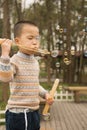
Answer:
[{"left": 0, "top": 101, "right": 87, "bottom": 130}]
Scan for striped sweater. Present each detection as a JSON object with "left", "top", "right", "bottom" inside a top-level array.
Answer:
[{"left": 0, "top": 52, "right": 47, "bottom": 110}]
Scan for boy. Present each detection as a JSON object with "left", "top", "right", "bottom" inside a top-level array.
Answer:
[{"left": 0, "top": 21, "right": 53, "bottom": 130}]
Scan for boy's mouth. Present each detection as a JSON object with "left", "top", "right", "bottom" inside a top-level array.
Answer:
[{"left": 16, "top": 44, "right": 50, "bottom": 55}]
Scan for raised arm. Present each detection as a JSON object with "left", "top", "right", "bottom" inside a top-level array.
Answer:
[{"left": 0, "top": 39, "right": 14, "bottom": 82}]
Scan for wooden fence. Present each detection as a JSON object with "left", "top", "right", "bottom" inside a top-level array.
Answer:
[
  {"left": 0, "top": 110, "right": 5, "bottom": 123},
  {"left": 54, "top": 90, "right": 74, "bottom": 101}
]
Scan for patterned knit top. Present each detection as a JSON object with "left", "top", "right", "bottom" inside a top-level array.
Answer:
[{"left": 0, "top": 52, "right": 47, "bottom": 110}]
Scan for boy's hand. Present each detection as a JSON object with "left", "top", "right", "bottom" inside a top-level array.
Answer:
[
  {"left": 0, "top": 38, "right": 6, "bottom": 44},
  {"left": 45, "top": 93, "right": 54, "bottom": 105},
  {"left": 1, "top": 39, "right": 12, "bottom": 58}
]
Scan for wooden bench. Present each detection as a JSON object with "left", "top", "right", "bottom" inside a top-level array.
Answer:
[{"left": 64, "top": 86, "right": 87, "bottom": 102}]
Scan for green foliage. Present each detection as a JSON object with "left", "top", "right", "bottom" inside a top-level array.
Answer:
[
  {"left": 0, "top": 0, "right": 87, "bottom": 87},
  {"left": 40, "top": 82, "right": 52, "bottom": 91},
  {"left": 0, "top": 102, "right": 6, "bottom": 110},
  {"left": 40, "top": 71, "right": 47, "bottom": 78},
  {"left": 11, "top": 45, "right": 19, "bottom": 56}
]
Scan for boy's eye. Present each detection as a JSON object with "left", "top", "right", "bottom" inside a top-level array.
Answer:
[
  {"left": 28, "top": 37, "right": 33, "bottom": 40},
  {"left": 28, "top": 36, "right": 40, "bottom": 41}
]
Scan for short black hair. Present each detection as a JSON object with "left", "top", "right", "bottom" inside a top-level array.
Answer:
[{"left": 14, "top": 20, "right": 38, "bottom": 38}]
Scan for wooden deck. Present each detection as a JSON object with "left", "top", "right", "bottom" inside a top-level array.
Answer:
[{"left": 0, "top": 101, "right": 87, "bottom": 130}]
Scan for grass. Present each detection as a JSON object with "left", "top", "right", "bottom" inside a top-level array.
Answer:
[{"left": 39, "top": 70, "right": 47, "bottom": 78}]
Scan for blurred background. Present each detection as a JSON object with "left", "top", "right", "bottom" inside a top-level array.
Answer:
[{"left": 0, "top": 0, "right": 87, "bottom": 102}]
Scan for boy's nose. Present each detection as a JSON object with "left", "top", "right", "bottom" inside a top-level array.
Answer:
[
  {"left": 32, "top": 39, "right": 38, "bottom": 44},
  {"left": 33, "top": 40, "right": 37, "bottom": 45}
]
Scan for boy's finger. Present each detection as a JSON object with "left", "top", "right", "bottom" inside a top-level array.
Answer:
[{"left": 0, "top": 38, "right": 6, "bottom": 44}]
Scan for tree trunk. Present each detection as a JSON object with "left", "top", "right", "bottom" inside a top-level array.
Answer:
[
  {"left": 2, "top": 0, "right": 11, "bottom": 38},
  {"left": 2, "top": 83, "right": 9, "bottom": 102},
  {"left": 15, "top": 0, "right": 22, "bottom": 21},
  {"left": 64, "top": 0, "right": 72, "bottom": 84},
  {"left": 45, "top": 0, "right": 53, "bottom": 84},
  {"left": 78, "top": 0, "right": 85, "bottom": 84},
  {"left": 2, "top": 0, "right": 10, "bottom": 102},
  {"left": 78, "top": 34, "right": 86, "bottom": 83}
]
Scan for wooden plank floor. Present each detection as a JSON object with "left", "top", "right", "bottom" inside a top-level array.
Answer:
[
  {"left": 0, "top": 101, "right": 87, "bottom": 130},
  {"left": 40, "top": 102, "right": 87, "bottom": 130}
]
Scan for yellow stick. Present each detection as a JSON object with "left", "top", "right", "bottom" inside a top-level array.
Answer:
[
  {"left": 42, "top": 79, "right": 59, "bottom": 115},
  {"left": 16, "top": 44, "right": 50, "bottom": 55},
  {"left": 0, "top": 39, "right": 50, "bottom": 55}
]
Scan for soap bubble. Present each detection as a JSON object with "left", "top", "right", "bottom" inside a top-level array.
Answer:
[{"left": 51, "top": 50, "right": 58, "bottom": 57}]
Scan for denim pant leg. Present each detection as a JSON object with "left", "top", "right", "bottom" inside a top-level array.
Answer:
[
  {"left": 27, "top": 110, "right": 40, "bottom": 130},
  {"left": 5, "top": 110, "right": 40, "bottom": 130},
  {"left": 5, "top": 110, "right": 25, "bottom": 130}
]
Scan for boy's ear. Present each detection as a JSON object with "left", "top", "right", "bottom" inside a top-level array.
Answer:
[{"left": 14, "top": 38, "right": 19, "bottom": 44}]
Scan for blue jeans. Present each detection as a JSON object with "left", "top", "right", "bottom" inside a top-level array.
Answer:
[{"left": 5, "top": 110, "right": 40, "bottom": 130}]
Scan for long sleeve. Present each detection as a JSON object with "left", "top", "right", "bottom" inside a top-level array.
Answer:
[
  {"left": 39, "top": 85, "right": 48, "bottom": 98},
  {"left": 0, "top": 57, "right": 15, "bottom": 82}
]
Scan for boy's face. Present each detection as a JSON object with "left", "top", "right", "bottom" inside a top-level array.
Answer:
[{"left": 15, "top": 24, "right": 40, "bottom": 55}]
